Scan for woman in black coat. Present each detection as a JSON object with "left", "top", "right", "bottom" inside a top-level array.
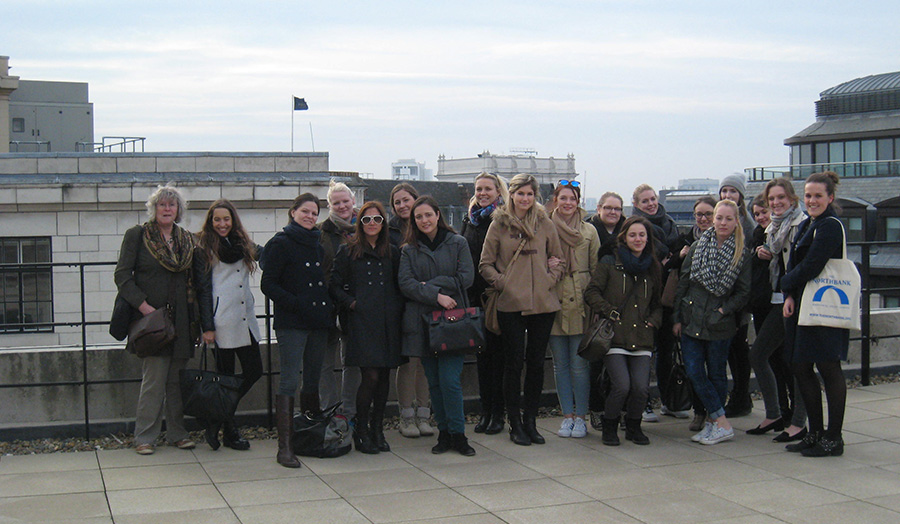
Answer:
[
  {"left": 260, "top": 193, "right": 334, "bottom": 468},
  {"left": 330, "top": 201, "right": 404, "bottom": 454},
  {"left": 781, "top": 172, "right": 850, "bottom": 457},
  {"left": 460, "top": 172, "right": 508, "bottom": 435}
]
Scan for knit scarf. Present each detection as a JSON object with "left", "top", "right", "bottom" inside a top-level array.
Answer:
[
  {"left": 690, "top": 227, "right": 741, "bottom": 297},
  {"left": 328, "top": 211, "right": 356, "bottom": 240},
  {"left": 143, "top": 221, "right": 195, "bottom": 273},
  {"left": 551, "top": 208, "right": 583, "bottom": 275},
  {"left": 618, "top": 245, "right": 652, "bottom": 276},
  {"left": 469, "top": 199, "right": 501, "bottom": 227},
  {"left": 766, "top": 203, "right": 803, "bottom": 290},
  {"left": 217, "top": 235, "right": 245, "bottom": 265}
]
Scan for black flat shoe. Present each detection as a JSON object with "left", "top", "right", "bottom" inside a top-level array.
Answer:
[
  {"left": 786, "top": 430, "right": 818, "bottom": 452},
  {"left": 474, "top": 414, "right": 490, "bottom": 433},
  {"left": 746, "top": 419, "right": 784, "bottom": 435},
  {"left": 205, "top": 422, "right": 221, "bottom": 451},
  {"left": 801, "top": 435, "right": 844, "bottom": 457},
  {"left": 773, "top": 427, "right": 807, "bottom": 443}
]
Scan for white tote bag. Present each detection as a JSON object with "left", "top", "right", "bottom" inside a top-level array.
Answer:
[{"left": 798, "top": 217, "right": 861, "bottom": 330}]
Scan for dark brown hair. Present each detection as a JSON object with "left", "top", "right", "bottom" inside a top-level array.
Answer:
[
  {"left": 693, "top": 196, "right": 717, "bottom": 211},
  {"left": 404, "top": 195, "right": 455, "bottom": 246},
  {"left": 806, "top": 171, "right": 841, "bottom": 214},
  {"left": 348, "top": 200, "right": 391, "bottom": 260},
  {"left": 764, "top": 177, "right": 800, "bottom": 206},
  {"left": 616, "top": 216, "right": 662, "bottom": 290},
  {"left": 288, "top": 193, "right": 320, "bottom": 222},
  {"left": 199, "top": 199, "right": 258, "bottom": 273}
]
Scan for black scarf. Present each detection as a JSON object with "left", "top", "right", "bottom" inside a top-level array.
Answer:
[
  {"left": 418, "top": 228, "right": 448, "bottom": 252},
  {"left": 618, "top": 245, "right": 652, "bottom": 276},
  {"left": 283, "top": 220, "right": 321, "bottom": 248},
  {"left": 217, "top": 235, "right": 245, "bottom": 264}
]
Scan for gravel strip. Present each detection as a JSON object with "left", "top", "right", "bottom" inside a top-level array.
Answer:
[{"left": 2, "top": 374, "right": 897, "bottom": 456}]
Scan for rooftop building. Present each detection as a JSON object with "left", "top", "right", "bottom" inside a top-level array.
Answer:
[{"left": 436, "top": 150, "right": 577, "bottom": 186}]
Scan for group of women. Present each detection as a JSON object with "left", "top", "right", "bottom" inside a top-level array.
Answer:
[{"left": 116, "top": 168, "right": 851, "bottom": 463}]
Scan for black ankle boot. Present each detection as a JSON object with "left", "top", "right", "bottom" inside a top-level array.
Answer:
[
  {"left": 222, "top": 421, "right": 250, "bottom": 450},
  {"left": 522, "top": 414, "right": 545, "bottom": 445},
  {"left": 786, "top": 430, "right": 819, "bottom": 453},
  {"left": 508, "top": 413, "right": 531, "bottom": 446},
  {"left": 450, "top": 433, "right": 476, "bottom": 456},
  {"left": 601, "top": 416, "right": 620, "bottom": 446},
  {"left": 801, "top": 433, "right": 843, "bottom": 457},
  {"left": 485, "top": 410, "right": 505, "bottom": 435},
  {"left": 205, "top": 421, "right": 221, "bottom": 451},
  {"left": 625, "top": 418, "right": 650, "bottom": 445},
  {"left": 474, "top": 413, "right": 491, "bottom": 433},
  {"left": 431, "top": 431, "right": 452, "bottom": 454},
  {"left": 353, "top": 418, "right": 379, "bottom": 454}
]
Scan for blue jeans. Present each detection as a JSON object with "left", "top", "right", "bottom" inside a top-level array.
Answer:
[
  {"left": 549, "top": 334, "right": 590, "bottom": 417},
  {"left": 276, "top": 328, "right": 327, "bottom": 397},
  {"left": 681, "top": 335, "right": 732, "bottom": 420},
  {"left": 421, "top": 353, "right": 466, "bottom": 434}
]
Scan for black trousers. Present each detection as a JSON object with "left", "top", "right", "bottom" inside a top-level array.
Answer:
[
  {"left": 215, "top": 333, "right": 263, "bottom": 399},
  {"left": 497, "top": 311, "right": 555, "bottom": 418},
  {"left": 476, "top": 329, "right": 505, "bottom": 415}
]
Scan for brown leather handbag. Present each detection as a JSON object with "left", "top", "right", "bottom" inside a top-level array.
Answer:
[{"left": 129, "top": 306, "right": 176, "bottom": 358}]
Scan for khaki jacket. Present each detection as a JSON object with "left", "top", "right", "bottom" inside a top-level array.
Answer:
[
  {"left": 551, "top": 218, "right": 600, "bottom": 335},
  {"left": 479, "top": 206, "right": 564, "bottom": 315}
]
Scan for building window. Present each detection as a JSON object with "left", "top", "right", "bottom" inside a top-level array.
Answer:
[
  {"left": 886, "top": 217, "right": 900, "bottom": 241},
  {"left": 11, "top": 118, "right": 25, "bottom": 133},
  {"left": 1, "top": 238, "right": 53, "bottom": 333},
  {"left": 884, "top": 296, "right": 900, "bottom": 309},
  {"left": 840, "top": 216, "right": 864, "bottom": 243}
]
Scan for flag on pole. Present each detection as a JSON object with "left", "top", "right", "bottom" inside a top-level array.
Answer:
[{"left": 293, "top": 97, "right": 309, "bottom": 111}]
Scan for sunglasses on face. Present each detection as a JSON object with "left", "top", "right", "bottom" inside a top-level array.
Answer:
[
  {"left": 557, "top": 179, "right": 581, "bottom": 188},
  {"left": 360, "top": 215, "right": 384, "bottom": 225}
]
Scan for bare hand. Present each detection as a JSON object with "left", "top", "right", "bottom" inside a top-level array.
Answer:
[
  {"left": 783, "top": 296, "right": 795, "bottom": 318},
  {"left": 756, "top": 246, "right": 773, "bottom": 260},
  {"left": 202, "top": 331, "right": 216, "bottom": 345},
  {"left": 673, "top": 322, "right": 682, "bottom": 338},
  {"left": 680, "top": 245, "right": 690, "bottom": 258},
  {"left": 437, "top": 294, "right": 457, "bottom": 310},
  {"left": 138, "top": 301, "right": 156, "bottom": 316},
  {"left": 548, "top": 256, "right": 561, "bottom": 270}
]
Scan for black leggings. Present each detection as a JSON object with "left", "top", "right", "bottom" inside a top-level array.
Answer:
[
  {"left": 356, "top": 367, "right": 391, "bottom": 426},
  {"left": 792, "top": 360, "right": 846, "bottom": 438},
  {"left": 215, "top": 334, "right": 263, "bottom": 399}
]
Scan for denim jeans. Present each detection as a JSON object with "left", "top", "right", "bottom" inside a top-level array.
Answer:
[
  {"left": 549, "top": 334, "right": 590, "bottom": 417},
  {"left": 276, "top": 328, "right": 328, "bottom": 397},
  {"left": 421, "top": 353, "right": 466, "bottom": 434},
  {"left": 680, "top": 335, "right": 732, "bottom": 420}
]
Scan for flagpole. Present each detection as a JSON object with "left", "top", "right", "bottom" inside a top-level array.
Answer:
[
  {"left": 291, "top": 95, "right": 295, "bottom": 152},
  {"left": 309, "top": 122, "right": 315, "bottom": 152}
]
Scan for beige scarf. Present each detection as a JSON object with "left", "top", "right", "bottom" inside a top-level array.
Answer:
[{"left": 551, "top": 209, "right": 583, "bottom": 275}]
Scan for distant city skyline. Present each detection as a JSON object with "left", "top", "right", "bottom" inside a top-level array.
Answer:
[{"left": 5, "top": 1, "right": 899, "bottom": 200}]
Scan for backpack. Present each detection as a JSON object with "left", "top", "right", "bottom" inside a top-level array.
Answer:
[{"left": 292, "top": 402, "right": 352, "bottom": 458}]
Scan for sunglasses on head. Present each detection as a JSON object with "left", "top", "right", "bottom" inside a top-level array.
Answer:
[
  {"left": 557, "top": 179, "right": 581, "bottom": 188},
  {"left": 360, "top": 215, "right": 384, "bottom": 225}
]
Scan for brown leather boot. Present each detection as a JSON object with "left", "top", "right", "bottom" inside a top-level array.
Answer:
[{"left": 275, "top": 394, "right": 301, "bottom": 468}]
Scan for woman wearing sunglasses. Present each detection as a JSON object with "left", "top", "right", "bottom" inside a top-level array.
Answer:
[
  {"left": 548, "top": 180, "right": 599, "bottom": 438},
  {"left": 329, "top": 201, "right": 404, "bottom": 454}
]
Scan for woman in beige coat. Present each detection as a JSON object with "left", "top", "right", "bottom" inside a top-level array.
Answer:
[
  {"left": 480, "top": 174, "right": 565, "bottom": 446},
  {"left": 548, "top": 181, "right": 599, "bottom": 438}
]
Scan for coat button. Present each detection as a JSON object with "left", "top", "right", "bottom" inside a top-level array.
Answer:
[
  {"left": 315, "top": 262, "right": 320, "bottom": 267},
  {"left": 309, "top": 283, "right": 313, "bottom": 287},
  {"left": 305, "top": 262, "right": 310, "bottom": 267},
  {"left": 321, "top": 301, "right": 326, "bottom": 306}
]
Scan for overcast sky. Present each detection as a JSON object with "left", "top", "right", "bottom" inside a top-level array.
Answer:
[{"left": 5, "top": 1, "right": 899, "bottom": 202}]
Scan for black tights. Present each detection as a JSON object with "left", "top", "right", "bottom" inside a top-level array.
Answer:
[
  {"left": 792, "top": 360, "right": 846, "bottom": 438},
  {"left": 356, "top": 367, "right": 391, "bottom": 427}
]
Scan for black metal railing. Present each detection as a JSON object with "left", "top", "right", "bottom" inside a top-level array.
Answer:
[{"left": 1, "top": 246, "right": 898, "bottom": 440}]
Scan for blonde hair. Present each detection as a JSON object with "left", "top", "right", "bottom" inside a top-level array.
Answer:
[
  {"left": 599, "top": 191, "right": 623, "bottom": 208},
  {"left": 716, "top": 199, "right": 744, "bottom": 268},
  {"left": 504, "top": 173, "right": 543, "bottom": 233},
  {"left": 327, "top": 179, "right": 354, "bottom": 206},
  {"left": 468, "top": 172, "right": 509, "bottom": 210},
  {"left": 632, "top": 184, "right": 656, "bottom": 206},
  {"left": 146, "top": 184, "right": 187, "bottom": 223}
]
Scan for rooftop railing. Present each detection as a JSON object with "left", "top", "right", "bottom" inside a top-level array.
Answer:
[{"left": 745, "top": 160, "right": 900, "bottom": 181}]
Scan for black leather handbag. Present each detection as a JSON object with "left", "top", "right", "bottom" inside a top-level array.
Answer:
[
  {"left": 662, "top": 342, "right": 694, "bottom": 413},
  {"left": 180, "top": 343, "right": 245, "bottom": 425}
]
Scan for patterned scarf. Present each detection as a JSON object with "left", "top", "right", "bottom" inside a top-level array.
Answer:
[
  {"left": 690, "top": 227, "right": 741, "bottom": 297},
  {"left": 469, "top": 199, "right": 501, "bottom": 227},
  {"left": 328, "top": 211, "right": 357, "bottom": 240},
  {"left": 766, "top": 203, "right": 803, "bottom": 289},
  {"left": 551, "top": 208, "right": 583, "bottom": 275},
  {"left": 143, "top": 221, "right": 195, "bottom": 273}
]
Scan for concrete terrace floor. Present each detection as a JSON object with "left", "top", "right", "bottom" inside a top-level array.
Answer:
[{"left": 2, "top": 383, "right": 900, "bottom": 524}]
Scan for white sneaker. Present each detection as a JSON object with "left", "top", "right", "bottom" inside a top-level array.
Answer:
[
  {"left": 691, "top": 421, "right": 714, "bottom": 443},
  {"left": 558, "top": 418, "right": 575, "bottom": 437},
  {"left": 416, "top": 406, "right": 435, "bottom": 436},
  {"left": 642, "top": 405, "right": 659, "bottom": 423},
  {"left": 700, "top": 423, "right": 734, "bottom": 445},
  {"left": 660, "top": 405, "right": 691, "bottom": 419},
  {"left": 399, "top": 416, "right": 420, "bottom": 438},
  {"left": 571, "top": 418, "right": 587, "bottom": 438}
]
